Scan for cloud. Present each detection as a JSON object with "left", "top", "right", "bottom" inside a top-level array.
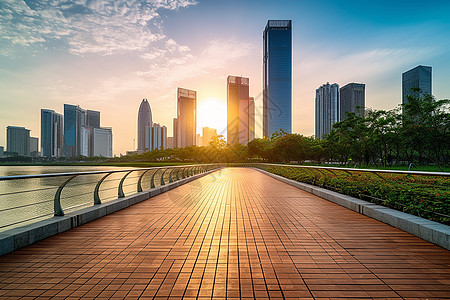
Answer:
[{"left": 0, "top": 0, "right": 197, "bottom": 56}]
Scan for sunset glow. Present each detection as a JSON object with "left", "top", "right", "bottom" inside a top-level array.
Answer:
[{"left": 197, "top": 98, "right": 227, "bottom": 136}]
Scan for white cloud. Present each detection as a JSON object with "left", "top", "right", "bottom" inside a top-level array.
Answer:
[{"left": 0, "top": 0, "right": 197, "bottom": 55}]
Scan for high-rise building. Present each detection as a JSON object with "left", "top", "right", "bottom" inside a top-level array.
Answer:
[
  {"left": 6, "top": 126, "right": 30, "bottom": 156},
  {"left": 249, "top": 97, "right": 255, "bottom": 141},
  {"left": 93, "top": 127, "right": 113, "bottom": 157},
  {"left": 87, "top": 110, "right": 100, "bottom": 128},
  {"left": 167, "top": 137, "right": 174, "bottom": 149},
  {"left": 175, "top": 88, "right": 197, "bottom": 148},
  {"left": 315, "top": 83, "right": 339, "bottom": 140},
  {"left": 263, "top": 20, "right": 292, "bottom": 138},
  {"left": 227, "top": 76, "right": 252, "bottom": 145},
  {"left": 41, "top": 109, "right": 63, "bottom": 157},
  {"left": 64, "top": 104, "right": 86, "bottom": 157},
  {"left": 202, "top": 127, "right": 217, "bottom": 146},
  {"left": 30, "top": 137, "right": 39, "bottom": 157},
  {"left": 339, "top": 83, "right": 365, "bottom": 120},
  {"left": 402, "top": 65, "right": 432, "bottom": 106},
  {"left": 80, "top": 126, "right": 91, "bottom": 157},
  {"left": 137, "top": 99, "right": 153, "bottom": 151},
  {"left": 151, "top": 123, "right": 167, "bottom": 150}
]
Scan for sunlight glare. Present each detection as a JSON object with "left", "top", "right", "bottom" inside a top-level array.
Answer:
[{"left": 197, "top": 98, "right": 227, "bottom": 135}]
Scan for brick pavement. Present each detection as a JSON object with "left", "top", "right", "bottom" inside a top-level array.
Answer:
[{"left": 0, "top": 168, "right": 449, "bottom": 299}]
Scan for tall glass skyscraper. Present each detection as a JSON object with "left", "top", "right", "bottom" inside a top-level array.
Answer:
[
  {"left": 315, "top": 83, "right": 339, "bottom": 140},
  {"left": 137, "top": 99, "right": 152, "bottom": 151},
  {"left": 227, "top": 76, "right": 251, "bottom": 145},
  {"left": 41, "top": 109, "right": 63, "bottom": 157},
  {"left": 339, "top": 83, "right": 365, "bottom": 120},
  {"left": 402, "top": 65, "right": 432, "bottom": 105},
  {"left": 174, "top": 88, "right": 197, "bottom": 148},
  {"left": 263, "top": 20, "right": 292, "bottom": 138},
  {"left": 64, "top": 104, "right": 86, "bottom": 157}
]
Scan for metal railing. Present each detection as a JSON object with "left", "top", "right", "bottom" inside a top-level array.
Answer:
[
  {"left": 0, "top": 164, "right": 221, "bottom": 230},
  {"left": 231, "top": 163, "right": 450, "bottom": 224}
]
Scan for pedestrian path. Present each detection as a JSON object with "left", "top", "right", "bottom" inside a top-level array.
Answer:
[{"left": 0, "top": 168, "right": 449, "bottom": 299}]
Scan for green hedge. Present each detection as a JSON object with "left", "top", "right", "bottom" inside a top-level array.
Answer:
[{"left": 265, "top": 166, "right": 450, "bottom": 224}]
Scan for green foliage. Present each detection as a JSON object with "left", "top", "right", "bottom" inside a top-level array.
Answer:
[{"left": 266, "top": 166, "right": 450, "bottom": 224}]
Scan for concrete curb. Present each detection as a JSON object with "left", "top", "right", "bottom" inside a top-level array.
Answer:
[
  {"left": 254, "top": 168, "right": 450, "bottom": 250},
  {"left": 0, "top": 168, "right": 221, "bottom": 257}
]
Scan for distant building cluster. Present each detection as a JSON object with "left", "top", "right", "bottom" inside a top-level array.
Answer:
[
  {"left": 315, "top": 82, "right": 365, "bottom": 139},
  {"left": 3, "top": 105, "right": 113, "bottom": 158}
]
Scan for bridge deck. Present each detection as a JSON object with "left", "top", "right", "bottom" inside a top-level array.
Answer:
[{"left": 0, "top": 168, "right": 449, "bottom": 299}]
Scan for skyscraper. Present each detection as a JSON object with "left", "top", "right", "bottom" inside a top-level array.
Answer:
[
  {"left": 137, "top": 99, "right": 152, "bottom": 151},
  {"left": 227, "top": 76, "right": 251, "bottom": 145},
  {"left": 315, "top": 83, "right": 339, "bottom": 140},
  {"left": 93, "top": 127, "right": 113, "bottom": 157},
  {"left": 202, "top": 127, "right": 217, "bottom": 146},
  {"left": 249, "top": 97, "right": 255, "bottom": 142},
  {"left": 6, "top": 126, "right": 30, "bottom": 156},
  {"left": 339, "top": 83, "right": 365, "bottom": 120},
  {"left": 151, "top": 123, "right": 167, "bottom": 150},
  {"left": 41, "top": 109, "right": 63, "bottom": 157},
  {"left": 402, "top": 65, "right": 432, "bottom": 105},
  {"left": 263, "top": 20, "right": 292, "bottom": 138},
  {"left": 64, "top": 104, "right": 86, "bottom": 157},
  {"left": 175, "top": 88, "right": 197, "bottom": 148},
  {"left": 87, "top": 110, "right": 100, "bottom": 128}
]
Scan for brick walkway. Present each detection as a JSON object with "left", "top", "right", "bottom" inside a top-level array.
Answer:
[{"left": 0, "top": 168, "right": 449, "bottom": 299}]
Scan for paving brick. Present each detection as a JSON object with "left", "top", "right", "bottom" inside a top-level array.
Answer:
[{"left": 0, "top": 168, "right": 449, "bottom": 298}]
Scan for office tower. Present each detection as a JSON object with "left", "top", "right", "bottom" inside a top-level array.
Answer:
[
  {"left": 315, "top": 83, "right": 339, "bottom": 140},
  {"left": 173, "top": 118, "right": 178, "bottom": 148},
  {"left": 263, "top": 20, "right": 292, "bottom": 138},
  {"left": 175, "top": 88, "right": 197, "bottom": 148},
  {"left": 6, "top": 126, "right": 30, "bottom": 156},
  {"left": 41, "top": 109, "right": 63, "bottom": 157},
  {"left": 93, "top": 127, "right": 113, "bottom": 157},
  {"left": 249, "top": 97, "right": 255, "bottom": 141},
  {"left": 80, "top": 126, "right": 91, "bottom": 157},
  {"left": 64, "top": 104, "right": 86, "bottom": 157},
  {"left": 202, "top": 127, "right": 217, "bottom": 146},
  {"left": 402, "top": 65, "right": 432, "bottom": 105},
  {"left": 227, "top": 76, "right": 252, "bottom": 145},
  {"left": 30, "top": 137, "right": 39, "bottom": 157},
  {"left": 151, "top": 123, "right": 167, "bottom": 150},
  {"left": 167, "top": 137, "right": 174, "bottom": 149},
  {"left": 340, "top": 83, "right": 365, "bottom": 120},
  {"left": 87, "top": 110, "right": 100, "bottom": 128},
  {"left": 137, "top": 99, "right": 152, "bottom": 151}
]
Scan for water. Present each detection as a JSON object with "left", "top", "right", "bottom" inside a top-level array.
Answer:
[{"left": 0, "top": 165, "right": 168, "bottom": 231}]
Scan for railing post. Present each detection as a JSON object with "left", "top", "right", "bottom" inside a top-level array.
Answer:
[
  {"left": 94, "top": 172, "right": 112, "bottom": 205},
  {"left": 175, "top": 167, "right": 180, "bottom": 180},
  {"left": 169, "top": 168, "right": 174, "bottom": 183},
  {"left": 118, "top": 171, "right": 133, "bottom": 198},
  {"left": 137, "top": 169, "right": 151, "bottom": 192},
  {"left": 150, "top": 169, "right": 159, "bottom": 188},
  {"left": 161, "top": 168, "right": 168, "bottom": 186},
  {"left": 54, "top": 175, "right": 77, "bottom": 216}
]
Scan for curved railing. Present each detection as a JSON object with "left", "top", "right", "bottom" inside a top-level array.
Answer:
[
  {"left": 231, "top": 163, "right": 450, "bottom": 224},
  {"left": 0, "top": 164, "right": 221, "bottom": 230}
]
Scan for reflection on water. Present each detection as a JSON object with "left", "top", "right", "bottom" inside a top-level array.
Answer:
[{"left": 0, "top": 166, "right": 170, "bottom": 231}]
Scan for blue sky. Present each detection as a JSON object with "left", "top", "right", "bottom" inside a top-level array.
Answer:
[{"left": 1, "top": 0, "right": 449, "bottom": 155}]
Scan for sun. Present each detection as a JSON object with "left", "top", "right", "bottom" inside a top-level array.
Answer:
[{"left": 197, "top": 98, "right": 227, "bottom": 135}]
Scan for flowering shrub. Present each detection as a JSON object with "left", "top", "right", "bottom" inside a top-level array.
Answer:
[{"left": 265, "top": 166, "right": 450, "bottom": 224}]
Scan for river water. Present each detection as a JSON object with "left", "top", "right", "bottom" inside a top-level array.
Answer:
[{"left": 0, "top": 165, "right": 163, "bottom": 231}]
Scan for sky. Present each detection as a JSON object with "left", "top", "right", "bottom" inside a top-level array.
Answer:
[{"left": 1, "top": 0, "right": 450, "bottom": 155}]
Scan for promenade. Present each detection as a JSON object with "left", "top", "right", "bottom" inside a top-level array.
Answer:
[{"left": 0, "top": 168, "right": 449, "bottom": 299}]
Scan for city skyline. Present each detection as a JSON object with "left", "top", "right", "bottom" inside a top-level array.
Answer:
[{"left": 1, "top": 0, "right": 450, "bottom": 155}]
